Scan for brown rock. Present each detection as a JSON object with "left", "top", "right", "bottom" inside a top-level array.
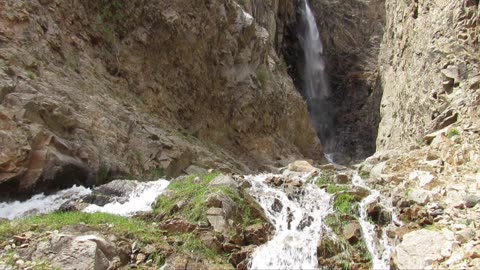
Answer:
[{"left": 343, "top": 222, "right": 362, "bottom": 244}]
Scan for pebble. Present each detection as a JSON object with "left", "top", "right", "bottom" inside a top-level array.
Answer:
[{"left": 15, "top": 259, "right": 24, "bottom": 266}]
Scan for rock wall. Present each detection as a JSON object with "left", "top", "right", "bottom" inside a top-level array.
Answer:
[
  {"left": 0, "top": 0, "right": 321, "bottom": 198},
  {"left": 377, "top": 0, "right": 480, "bottom": 150},
  {"left": 306, "top": 0, "right": 386, "bottom": 163}
]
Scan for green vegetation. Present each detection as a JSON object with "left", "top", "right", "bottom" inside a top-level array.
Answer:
[
  {"left": 326, "top": 185, "right": 349, "bottom": 194},
  {"left": 447, "top": 127, "right": 460, "bottom": 139},
  {"left": 154, "top": 173, "right": 263, "bottom": 227},
  {"left": 176, "top": 233, "right": 218, "bottom": 259},
  {"left": 359, "top": 171, "right": 370, "bottom": 180},
  {"left": 256, "top": 65, "right": 270, "bottom": 90},
  {"left": 150, "top": 167, "right": 166, "bottom": 179},
  {"left": 0, "top": 212, "right": 164, "bottom": 243},
  {"left": 26, "top": 71, "right": 36, "bottom": 80},
  {"left": 334, "top": 193, "right": 358, "bottom": 215},
  {"left": 315, "top": 170, "right": 334, "bottom": 187}
]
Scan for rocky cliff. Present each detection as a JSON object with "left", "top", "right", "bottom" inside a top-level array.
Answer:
[{"left": 0, "top": 0, "right": 322, "bottom": 198}]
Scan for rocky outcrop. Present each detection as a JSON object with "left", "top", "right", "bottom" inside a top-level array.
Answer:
[
  {"left": 377, "top": 0, "right": 480, "bottom": 151},
  {"left": 0, "top": 0, "right": 321, "bottom": 199},
  {"left": 303, "top": 0, "right": 386, "bottom": 162}
]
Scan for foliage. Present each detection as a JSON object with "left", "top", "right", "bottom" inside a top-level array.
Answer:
[
  {"left": 447, "top": 127, "right": 460, "bottom": 139},
  {"left": 256, "top": 65, "right": 270, "bottom": 90},
  {"left": 0, "top": 212, "right": 164, "bottom": 244},
  {"left": 154, "top": 173, "right": 262, "bottom": 227},
  {"left": 334, "top": 193, "right": 358, "bottom": 215}
]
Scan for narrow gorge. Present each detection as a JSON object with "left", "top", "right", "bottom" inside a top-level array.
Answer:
[{"left": 1, "top": 0, "right": 479, "bottom": 269}]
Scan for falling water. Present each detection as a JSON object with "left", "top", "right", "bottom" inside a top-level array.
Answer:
[
  {"left": 352, "top": 173, "right": 396, "bottom": 269},
  {"left": 0, "top": 180, "right": 170, "bottom": 220},
  {"left": 298, "top": 0, "right": 334, "bottom": 145},
  {"left": 300, "top": 0, "right": 330, "bottom": 99},
  {"left": 246, "top": 173, "right": 332, "bottom": 269}
]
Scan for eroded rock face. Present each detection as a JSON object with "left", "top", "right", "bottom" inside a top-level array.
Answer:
[
  {"left": 377, "top": 0, "right": 480, "bottom": 151},
  {"left": 0, "top": 0, "right": 322, "bottom": 198}
]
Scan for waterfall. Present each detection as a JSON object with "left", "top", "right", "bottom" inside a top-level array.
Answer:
[
  {"left": 247, "top": 173, "right": 332, "bottom": 269},
  {"left": 298, "top": 0, "right": 334, "bottom": 147}
]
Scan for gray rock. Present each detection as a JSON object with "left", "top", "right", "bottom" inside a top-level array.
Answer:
[
  {"left": 184, "top": 165, "right": 208, "bottom": 175},
  {"left": 209, "top": 175, "right": 237, "bottom": 190},
  {"left": 465, "top": 194, "right": 480, "bottom": 208},
  {"left": 408, "top": 189, "right": 433, "bottom": 205},
  {"left": 29, "top": 230, "right": 125, "bottom": 270},
  {"left": 393, "top": 229, "right": 455, "bottom": 269},
  {"left": 83, "top": 180, "right": 139, "bottom": 206},
  {"left": 207, "top": 207, "right": 230, "bottom": 234}
]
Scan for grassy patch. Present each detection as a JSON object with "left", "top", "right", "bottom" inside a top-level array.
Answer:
[
  {"left": 256, "top": 65, "right": 270, "bottom": 90},
  {"left": 176, "top": 233, "right": 218, "bottom": 259},
  {"left": 315, "top": 171, "right": 334, "bottom": 187},
  {"left": 0, "top": 212, "right": 164, "bottom": 244},
  {"left": 155, "top": 173, "right": 263, "bottom": 227},
  {"left": 447, "top": 127, "right": 460, "bottom": 139},
  {"left": 326, "top": 185, "right": 349, "bottom": 194},
  {"left": 334, "top": 194, "right": 358, "bottom": 215}
]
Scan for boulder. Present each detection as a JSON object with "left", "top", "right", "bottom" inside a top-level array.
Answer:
[
  {"left": 343, "top": 222, "right": 362, "bottom": 244},
  {"left": 28, "top": 229, "right": 126, "bottom": 270},
  {"left": 393, "top": 229, "right": 455, "bottom": 269},
  {"left": 207, "top": 207, "right": 230, "bottom": 234},
  {"left": 287, "top": 161, "right": 316, "bottom": 173},
  {"left": 209, "top": 175, "right": 238, "bottom": 190},
  {"left": 83, "top": 180, "right": 139, "bottom": 206}
]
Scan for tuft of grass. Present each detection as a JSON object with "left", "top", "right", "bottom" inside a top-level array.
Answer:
[
  {"left": 359, "top": 171, "right": 370, "bottom": 180},
  {"left": 256, "top": 65, "right": 270, "bottom": 90},
  {"left": 26, "top": 71, "right": 36, "bottom": 80},
  {"left": 154, "top": 173, "right": 262, "bottom": 227},
  {"left": 0, "top": 212, "right": 164, "bottom": 244},
  {"left": 326, "top": 185, "right": 349, "bottom": 194},
  {"left": 447, "top": 127, "right": 460, "bottom": 139},
  {"left": 151, "top": 167, "right": 166, "bottom": 180},
  {"left": 176, "top": 233, "right": 218, "bottom": 259},
  {"left": 334, "top": 194, "right": 358, "bottom": 215}
]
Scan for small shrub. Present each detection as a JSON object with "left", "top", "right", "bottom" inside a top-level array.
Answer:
[
  {"left": 256, "top": 65, "right": 270, "bottom": 90},
  {"left": 447, "top": 127, "right": 460, "bottom": 139}
]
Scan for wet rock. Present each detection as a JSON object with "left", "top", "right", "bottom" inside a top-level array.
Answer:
[
  {"left": 367, "top": 203, "right": 392, "bottom": 225},
  {"left": 335, "top": 173, "right": 350, "bottom": 184},
  {"left": 393, "top": 229, "right": 455, "bottom": 269},
  {"left": 343, "top": 222, "right": 362, "bottom": 244},
  {"left": 271, "top": 198, "right": 283, "bottom": 212},
  {"left": 229, "top": 246, "right": 255, "bottom": 268},
  {"left": 317, "top": 236, "right": 342, "bottom": 259},
  {"left": 287, "top": 160, "right": 316, "bottom": 173},
  {"left": 240, "top": 189, "right": 269, "bottom": 222},
  {"left": 83, "top": 180, "right": 139, "bottom": 206},
  {"left": 297, "top": 215, "right": 314, "bottom": 230},
  {"left": 244, "top": 224, "right": 271, "bottom": 246}
]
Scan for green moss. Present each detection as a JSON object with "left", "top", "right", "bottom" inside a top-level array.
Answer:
[
  {"left": 315, "top": 171, "right": 334, "bottom": 187},
  {"left": 0, "top": 212, "right": 164, "bottom": 244},
  {"left": 359, "top": 171, "right": 370, "bottom": 180}
]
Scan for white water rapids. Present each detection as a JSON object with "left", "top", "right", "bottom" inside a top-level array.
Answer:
[
  {"left": 0, "top": 179, "right": 169, "bottom": 220},
  {"left": 246, "top": 173, "right": 332, "bottom": 269},
  {"left": 353, "top": 173, "right": 397, "bottom": 269}
]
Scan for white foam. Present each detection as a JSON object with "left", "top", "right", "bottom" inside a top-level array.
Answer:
[
  {"left": 0, "top": 186, "right": 92, "bottom": 220},
  {"left": 247, "top": 173, "right": 332, "bottom": 270},
  {"left": 83, "top": 179, "right": 169, "bottom": 216}
]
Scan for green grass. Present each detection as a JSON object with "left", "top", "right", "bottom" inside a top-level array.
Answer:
[
  {"left": 0, "top": 212, "right": 164, "bottom": 243},
  {"left": 315, "top": 171, "right": 334, "bottom": 187},
  {"left": 447, "top": 127, "right": 460, "bottom": 139},
  {"left": 154, "top": 173, "right": 262, "bottom": 227},
  {"left": 176, "top": 233, "right": 218, "bottom": 259},
  {"left": 256, "top": 65, "right": 270, "bottom": 90},
  {"left": 334, "top": 194, "right": 358, "bottom": 215},
  {"left": 326, "top": 185, "right": 349, "bottom": 194},
  {"left": 150, "top": 167, "right": 166, "bottom": 180}
]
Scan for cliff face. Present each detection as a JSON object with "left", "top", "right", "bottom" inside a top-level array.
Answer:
[
  {"left": 377, "top": 0, "right": 479, "bottom": 150},
  {"left": 0, "top": 0, "right": 321, "bottom": 198},
  {"left": 306, "top": 0, "right": 386, "bottom": 162}
]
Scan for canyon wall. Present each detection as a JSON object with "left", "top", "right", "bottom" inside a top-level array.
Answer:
[{"left": 0, "top": 0, "right": 321, "bottom": 198}]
